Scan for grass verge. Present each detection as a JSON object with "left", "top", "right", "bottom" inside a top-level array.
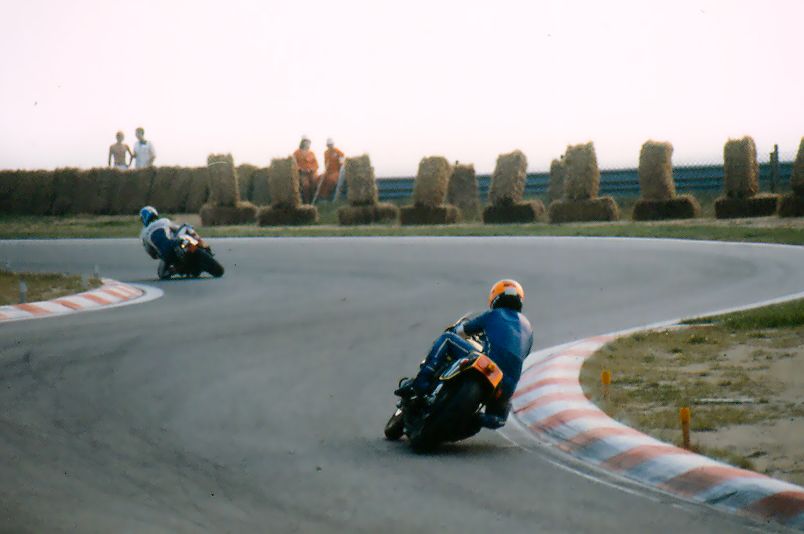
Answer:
[
  {"left": 0, "top": 269, "right": 102, "bottom": 306},
  {"left": 2, "top": 211, "right": 804, "bottom": 244},
  {"left": 580, "top": 300, "right": 804, "bottom": 485}
]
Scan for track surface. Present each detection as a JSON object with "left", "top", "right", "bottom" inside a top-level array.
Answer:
[{"left": 1, "top": 237, "right": 803, "bottom": 533}]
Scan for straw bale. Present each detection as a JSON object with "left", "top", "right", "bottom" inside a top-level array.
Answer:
[
  {"left": 345, "top": 155, "right": 378, "bottom": 206},
  {"left": 50, "top": 168, "right": 82, "bottom": 215},
  {"left": 207, "top": 154, "right": 240, "bottom": 206},
  {"left": 71, "top": 168, "right": 116, "bottom": 214},
  {"left": 237, "top": 164, "right": 257, "bottom": 201},
  {"left": 257, "top": 204, "right": 318, "bottom": 226},
  {"left": 147, "top": 166, "right": 192, "bottom": 213},
  {"left": 714, "top": 193, "right": 778, "bottom": 219},
  {"left": 723, "top": 137, "right": 759, "bottom": 199},
  {"left": 10, "top": 170, "right": 55, "bottom": 215},
  {"left": 399, "top": 204, "right": 459, "bottom": 225},
  {"left": 482, "top": 200, "right": 545, "bottom": 224},
  {"left": 108, "top": 167, "right": 155, "bottom": 214},
  {"left": 548, "top": 197, "right": 619, "bottom": 223},
  {"left": 200, "top": 201, "right": 257, "bottom": 226},
  {"left": 250, "top": 167, "right": 271, "bottom": 205},
  {"left": 632, "top": 195, "right": 700, "bottom": 221},
  {"left": 548, "top": 158, "right": 566, "bottom": 202},
  {"left": 447, "top": 163, "right": 480, "bottom": 220},
  {"left": 413, "top": 156, "right": 451, "bottom": 207},
  {"left": 0, "top": 171, "right": 19, "bottom": 213},
  {"left": 337, "top": 203, "right": 399, "bottom": 225},
  {"left": 778, "top": 193, "right": 804, "bottom": 217},
  {"left": 488, "top": 150, "right": 527, "bottom": 205},
  {"left": 185, "top": 168, "right": 210, "bottom": 212},
  {"left": 639, "top": 141, "right": 676, "bottom": 201},
  {"left": 791, "top": 137, "right": 804, "bottom": 196},
  {"left": 563, "top": 142, "right": 600, "bottom": 200},
  {"left": 268, "top": 157, "right": 301, "bottom": 209}
]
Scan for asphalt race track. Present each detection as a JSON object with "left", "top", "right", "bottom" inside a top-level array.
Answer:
[{"left": 1, "top": 237, "right": 803, "bottom": 533}]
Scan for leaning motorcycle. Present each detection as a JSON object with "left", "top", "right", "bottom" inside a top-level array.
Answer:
[
  {"left": 384, "top": 316, "right": 504, "bottom": 452},
  {"left": 158, "top": 225, "right": 224, "bottom": 279}
]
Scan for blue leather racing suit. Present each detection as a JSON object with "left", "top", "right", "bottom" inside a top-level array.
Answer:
[
  {"left": 140, "top": 218, "right": 180, "bottom": 263},
  {"left": 414, "top": 308, "right": 533, "bottom": 429}
]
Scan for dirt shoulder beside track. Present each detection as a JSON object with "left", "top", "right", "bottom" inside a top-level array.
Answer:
[
  {"left": 580, "top": 300, "right": 804, "bottom": 486},
  {"left": 0, "top": 269, "right": 101, "bottom": 305}
]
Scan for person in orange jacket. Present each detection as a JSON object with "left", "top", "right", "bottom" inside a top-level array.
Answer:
[
  {"left": 318, "top": 138, "right": 345, "bottom": 201},
  {"left": 293, "top": 136, "right": 319, "bottom": 203}
]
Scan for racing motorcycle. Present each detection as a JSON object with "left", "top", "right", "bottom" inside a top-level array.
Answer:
[
  {"left": 384, "top": 316, "right": 504, "bottom": 452},
  {"left": 158, "top": 225, "right": 224, "bottom": 279}
]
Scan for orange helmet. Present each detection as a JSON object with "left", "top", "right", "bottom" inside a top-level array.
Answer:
[{"left": 488, "top": 279, "right": 525, "bottom": 310}]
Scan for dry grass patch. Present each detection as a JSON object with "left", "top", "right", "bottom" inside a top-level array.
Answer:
[
  {"left": 0, "top": 269, "right": 101, "bottom": 306},
  {"left": 581, "top": 310, "right": 804, "bottom": 485}
]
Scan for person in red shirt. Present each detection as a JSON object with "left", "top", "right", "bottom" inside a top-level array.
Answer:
[
  {"left": 317, "top": 138, "right": 345, "bottom": 202},
  {"left": 293, "top": 136, "right": 319, "bottom": 203}
]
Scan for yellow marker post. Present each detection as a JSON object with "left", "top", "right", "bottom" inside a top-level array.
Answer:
[
  {"left": 601, "top": 369, "right": 612, "bottom": 402},
  {"left": 680, "top": 407, "right": 691, "bottom": 450}
]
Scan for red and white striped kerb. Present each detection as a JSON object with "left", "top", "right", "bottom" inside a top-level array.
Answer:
[
  {"left": 513, "top": 335, "right": 804, "bottom": 529},
  {"left": 0, "top": 279, "right": 144, "bottom": 323}
]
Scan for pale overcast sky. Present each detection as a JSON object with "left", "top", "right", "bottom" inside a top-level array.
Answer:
[{"left": 0, "top": 0, "right": 801, "bottom": 175}]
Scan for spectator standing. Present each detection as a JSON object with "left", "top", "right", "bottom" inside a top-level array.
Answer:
[
  {"left": 318, "top": 138, "right": 344, "bottom": 201},
  {"left": 133, "top": 127, "right": 157, "bottom": 169},
  {"left": 293, "top": 136, "right": 319, "bottom": 203},
  {"left": 108, "top": 131, "right": 133, "bottom": 170}
]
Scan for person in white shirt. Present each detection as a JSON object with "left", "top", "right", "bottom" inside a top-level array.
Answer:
[{"left": 133, "top": 127, "right": 156, "bottom": 168}]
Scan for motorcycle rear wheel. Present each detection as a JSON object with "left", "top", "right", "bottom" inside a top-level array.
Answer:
[
  {"left": 384, "top": 408, "right": 404, "bottom": 441},
  {"left": 409, "top": 379, "right": 484, "bottom": 453}
]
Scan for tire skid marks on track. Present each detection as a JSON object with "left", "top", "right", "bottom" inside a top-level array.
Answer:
[
  {"left": 512, "top": 336, "right": 804, "bottom": 529},
  {"left": 0, "top": 279, "right": 145, "bottom": 323}
]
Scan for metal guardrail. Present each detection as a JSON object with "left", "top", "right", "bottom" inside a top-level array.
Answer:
[{"left": 374, "top": 162, "right": 793, "bottom": 201}]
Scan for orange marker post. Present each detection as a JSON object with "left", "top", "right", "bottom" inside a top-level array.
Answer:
[
  {"left": 601, "top": 369, "right": 612, "bottom": 402},
  {"left": 680, "top": 407, "right": 691, "bottom": 450}
]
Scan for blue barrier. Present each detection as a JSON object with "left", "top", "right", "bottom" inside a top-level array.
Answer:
[{"left": 373, "top": 162, "right": 793, "bottom": 201}]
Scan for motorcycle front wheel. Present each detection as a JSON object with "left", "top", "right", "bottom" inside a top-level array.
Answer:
[
  {"left": 197, "top": 249, "right": 224, "bottom": 278},
  {"left": 384, "top": 408, "right": 404, "bottom": 441}
]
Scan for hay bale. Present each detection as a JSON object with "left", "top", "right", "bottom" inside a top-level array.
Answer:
[
  {"left": 237, "top": 164, "right": 257, "bottom": 201},
  {"left": 548, "top": 197, "right": 620, "bottom": 223},
  {"left": 791, "top": 137, "right": 804, "bottom": 196},
  {"left": 632, "top": 195, "right": 701, "bottom": 221},
  {"left": 413, "top": 156, "right": 451, "bottom": 207},
  {"left": 723, "top": 137, "right": 759, "bottom": 199},
  {"left": 482, "top": 200, "right": 546, "bottom": 224},
  {"left": 250, "top": 167, "right": 271, "bottom": 205},
  {"left": 199, "top": 201, "right": 257, "bottom": 225},
  {"left": 714, "top": 193, "right": 779, "bottom": 218},
  {"left": 778, "top": 193, "right": 804, "bottom": 217},
  {"left": 337, "top": 203, "right": 399, "bottom": 225},
  {"left": 447, "top": 163, "right": 480, "bottom": 220},
  {"left": 10, "top": 170, "right": 55, "bottom": 215},
  {"left": 548, "top": 158, "right": 566, "bottom": 202},
  {"left": 185, "top": 167, "right": 210, "bottom": 212},
  {"left": 256, "top": 204, "right": 318, "bottom": 226},
  {"left": 399, "top": 204, "right": 460, "bottom": 225},
  {"left": 108, "top": 167, "right": 155, "bottom": 214},
  {"left": 0, "top": 171, "right": 19, "bottom": 213},
  {"left": 344, "top": 155, "right": 378, "bottom": 206},
  {"left": 639, "top": 141, "right": 676, "bottom": 201},
  {"left": 488, "top": 150, "right": 527, "bottom": 205},
  {"left": 207, "top": 154, "right": 240, "bottom": 207},
  {"left": 51, "top": 168, "right": 82, "bottom": 215},
  {"left": 268, "top": 156, "right": 301, "bottom": 209},
  {"left": 563, "top": 142, "right": 600, "bottom": 200},
  {"left": 147, "top": 166, "right": 193, "bottom": 214}
]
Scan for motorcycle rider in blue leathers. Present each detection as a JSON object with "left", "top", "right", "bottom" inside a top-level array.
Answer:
[
  {"left": 139, "top": 205, "right": 195, "bottom": 279},
  {"left": 396, "top": 279, "right": 533, "bottom": 432}
]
